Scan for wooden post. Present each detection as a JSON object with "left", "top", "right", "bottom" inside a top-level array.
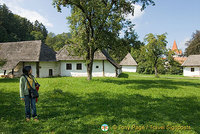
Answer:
[
  {"left": 102, "top": 60, "right": 105, "bottom": 77},
  {"left": 115, "top": 68, "right": 118, "bottom": 77},
  {"left": 36, "top": 62, "right": 39, "bottom": 78},
  {"left": 22, "top": 62, "right": 25, "bottom": 68},
  {"left": 12, "top": 69, "right": 14, "bottom": 75}
]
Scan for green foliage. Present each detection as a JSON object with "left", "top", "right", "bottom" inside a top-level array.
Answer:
[
  {"left": 144, "top": 33, "right": 167, "bottom": 77},
  {"left": 0, "top": 73, "right": 200, "bottom": 133},
  {"left": 185, "top": 30, "right": 200, "bottom": 56},
  {"left": 45, "top": 32, "right": 72, "bottom": 51},
  {"left": 0, "top": 4, "right": 48, "bottom": 43},
  {"left": 30, "top": 31, "right": 44, "bottom": 41},
  {"left": 52, "top": 0, "right": 155, "bottom": 80},
  {"left": 135, "top": 46, "right": 154, "bottom": 74},
  {"left": 108, "top": 30, "right": 144, "bottom": 63},
  {"left": 136, "top": 47, "right": 182, "bottom": 75},
  {"left": 165, "top": 50, "right": 183, "bottom": 75}
]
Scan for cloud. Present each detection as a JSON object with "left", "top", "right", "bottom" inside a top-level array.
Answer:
[
  {"left": 119, "top": 4, "right": 144, "bottom": 37},
  {"left": 124, "top": 4, "right": 145, "bottom": 21},
  {"left": 0, "top": 0, "right": 53, "bottom": 27}
]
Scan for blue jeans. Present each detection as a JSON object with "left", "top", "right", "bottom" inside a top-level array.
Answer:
[{"left": 24, "top": 95, "right": 37, "bottom": 118}]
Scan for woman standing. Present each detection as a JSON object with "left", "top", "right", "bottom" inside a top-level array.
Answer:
[{"left": 20, "top": 66, "right": 38, "bottom": 121}]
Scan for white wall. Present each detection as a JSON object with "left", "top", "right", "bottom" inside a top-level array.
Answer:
[
  {"left": 104, "top": 60, "right": 116, "bottom": 77},
  {"left": 60, "top": 60, "right": 117, "bottom": 77},
  {"left": 92, "top": 60, "right": 104, "bottom": 77},
  {"left": 39, "top": 61, "right": 60, "bottom": 77},
  {"left": 61, "top": 60, "right": 87, "bottom": 77},
  {"left": 183, "top": 67, "right": 200, "bottom": 76},
  {"left": 1, "top": 60, "right": 119, "bottom": 78},
  {"left": 122, "top": 65, "right": 137, "bottom": 72}
]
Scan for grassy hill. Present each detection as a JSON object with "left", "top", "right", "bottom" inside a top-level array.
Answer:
[{"left": 0, "top": 73, "right": 200, "bottom": 134}]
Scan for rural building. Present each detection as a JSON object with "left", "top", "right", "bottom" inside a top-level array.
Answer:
[
  {"left": 120, "top": 53, "right": 137, "bottom": 72},
  {"left": 0, "top": 40, "right": 121, "bottom": 78},
  {"left": 182, "top": 55, "right": 200, "bottom": 77}
]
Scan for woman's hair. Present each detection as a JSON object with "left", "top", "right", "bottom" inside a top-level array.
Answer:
[{"left": 22, "top": 66, "right": 32, "bottom": 75}]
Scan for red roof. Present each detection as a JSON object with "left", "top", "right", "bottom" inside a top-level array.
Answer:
[{"left": 174, "top": 57, "right": 187, "bottom": 64}]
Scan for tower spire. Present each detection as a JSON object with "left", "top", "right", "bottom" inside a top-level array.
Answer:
[{"left": 172, "top": 40, "right": 178, "bottom": 51}]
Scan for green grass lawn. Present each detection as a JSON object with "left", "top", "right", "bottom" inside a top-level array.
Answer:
[{"left": 0, "top": 73, "right": 200, "bottom": 134}]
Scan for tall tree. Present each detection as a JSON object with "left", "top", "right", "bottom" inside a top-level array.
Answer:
[
  {"left": 108, "top": 30, "right": 144, "bottom": 63},
  {"left": 45, "top": 32, "right": 72, "bottom": 51},
  {"left": 165, "top": 50, "right": 182, "bottom": 75},
  {"left": 53, "top": 0, "right": 155, "bottom": 80},
  {"left": 145, "top": 33, "right": 167, "bottom": 77},
  {"left": 185, "top": 30, "right": 200, "bottom": 56},
  {"left": 0, "top": 4, "right": 48, "bottom": 42}
]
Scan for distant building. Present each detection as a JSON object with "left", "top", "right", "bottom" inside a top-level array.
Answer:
[
  {"left": 120, "top": 53, "right": 137, "bottom": 72},
  {"left": 171, "top": 40, "right": 187, "bottom": 64},
  {"left": 172, "top": 40, "right": 183, "bottom": 57},
  {"left": 182, "top": 55, "right": 200, "bottom": 77}
]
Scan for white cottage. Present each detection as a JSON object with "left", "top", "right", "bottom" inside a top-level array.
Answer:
[
  {"left": 0, "top": 40, "right": 121, "bottom": 78},
  {"left": 120, "top": 53, "right": 137, "bottom": 72},
  {"left": 182, "top": 55, "right": 200, "bottom": 77}
]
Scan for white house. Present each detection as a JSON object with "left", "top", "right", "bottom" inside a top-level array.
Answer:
[
  {"left": 56, "top": 45, "right": 121, "bottom": 77},
  {"left": 182, "top": 55, "right": 200, "bottom": 77},
  {"left": 120, "top": 53, "right": 137, "bottom": 72},
  {"left": 0, "top": 40, "right": 121, "bottom": 78}
]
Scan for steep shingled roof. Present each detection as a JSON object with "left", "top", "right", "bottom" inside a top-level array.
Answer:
[
  {"left": 0, "top": 40, "right": 56, "bottom": 70},
  {"left": 120, "top": 53, "right": 137, "bottom": 66},
  {"left": 182, "top": 55, "right": 200, "bottom": 66}
]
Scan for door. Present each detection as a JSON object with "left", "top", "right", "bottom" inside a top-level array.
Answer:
[{"left": 49, "top": 69, "right": 53, "bottom": 77}]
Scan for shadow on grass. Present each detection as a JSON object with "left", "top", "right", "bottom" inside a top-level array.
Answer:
[
  {"left": 0, "top": 78, "right": 19, "bottom": 83},
  {"left": 37, "top": 89, "right": 200, "bottom": 133},
  {"left": 1, "top": 87, "right": 200, "bottom": 133},
  {"left": 118, "top": 73, "right": 129, "bottom": 78},
  {"left": 99, "top": 79, "right": 200, "bottom": 90},
  {"left": 0, "top": 90, "right": 25, "bottom": 133}
]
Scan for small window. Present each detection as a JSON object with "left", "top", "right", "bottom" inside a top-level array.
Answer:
[
  {"left": 191, "top": 68, "right": 195, "bottom": 72},
  {"left": 96, "top": 66, "right": 99, "bottom": 69},
  {"left": 49, "top": 69, "right": 53, "bottom": 77},
  {"left": 66, "top": 63, "right": 72, "bottom": 70},
  {"left": 76, "top": 63, "right": 82, "bottom": 70}
]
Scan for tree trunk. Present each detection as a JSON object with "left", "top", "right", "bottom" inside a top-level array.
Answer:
[
  {"left": 155, "top": 65, "right": 159, "bottom": 78},
  {"left": 86, "top": 47, "right": 94, "bottom": 80},
  {"left": 87, "top": 60, "right": 93, "bottom": 80}
]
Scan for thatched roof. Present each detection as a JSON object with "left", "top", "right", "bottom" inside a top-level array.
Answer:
[
  {"left": 182, "top": 55, "right": 200, "bottom": 66},
  {"left": 56, "top": 45, "right": 106, "bottom": 60},
  {"left": 120, "top": 53, "right": 137, "bottom": 66},
  {"left": 39, "top": 43, "right": 57, "bottom": 61},
  {"left": 0, "top": 41, "right": 120, "bottom": 70},
  {"left": 0, "top": 40, "right": 56, "bottom": 70},
  {"left": 56, "top": 45, "right": 121, "bottom": 69}
]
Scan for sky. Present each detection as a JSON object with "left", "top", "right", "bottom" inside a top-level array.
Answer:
[{"left": 0, "top": 0, "right": 200, "bottom": 52}]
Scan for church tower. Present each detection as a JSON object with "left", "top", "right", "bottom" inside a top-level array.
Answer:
[{"left": 172, "top": 40, "right": 182, "bottom": 57}]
